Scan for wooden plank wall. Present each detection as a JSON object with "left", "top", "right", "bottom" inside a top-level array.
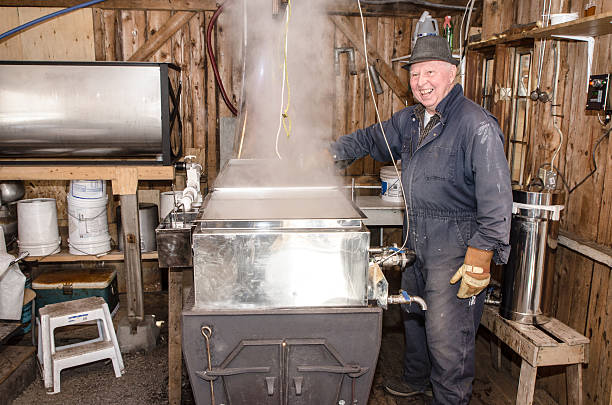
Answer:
[{"left": 474, "top": 0, "right": 612, "bottom": 404}]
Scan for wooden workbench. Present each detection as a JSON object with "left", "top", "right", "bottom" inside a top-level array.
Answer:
[{"left": 481, "top": 305, "right": 589, "bottom": 405}]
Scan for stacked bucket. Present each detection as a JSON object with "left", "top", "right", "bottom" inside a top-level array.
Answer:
[
  {"left": 17, "top": 198, "right": 61, "bottom": 256},
  {"left": 67, "top": 180, "right": 111, "bottom": 255}
]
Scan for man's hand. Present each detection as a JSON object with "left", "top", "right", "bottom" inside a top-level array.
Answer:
[{"left": 450, "top": 247, "right": 493, "bottom": 299}]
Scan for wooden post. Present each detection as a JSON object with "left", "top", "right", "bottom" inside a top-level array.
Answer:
[
  {"left": 168, "top": 268, "right": 184, "bottom": 405},
  {"left": 119, "top": 193, "right": 144, "bottom": 329}
]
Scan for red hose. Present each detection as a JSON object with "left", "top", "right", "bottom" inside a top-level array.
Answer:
[{"left": 207, "top": 4, "right": 238, "bottom": 116}]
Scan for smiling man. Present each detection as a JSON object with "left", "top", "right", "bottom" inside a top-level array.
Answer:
[{"left": 330, "top": 35, "right": 512, "bottom": 404}]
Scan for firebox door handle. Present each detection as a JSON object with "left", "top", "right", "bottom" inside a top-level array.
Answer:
[
  {"left": 293, "top": 377, "right": 303, "bottom": 396},
  {"left": 196, "top": 366, "right": 271, "bottom": 381},
  {"left": 297, "top": 365, "right": 368, "bottom": 378},
  {"left": 265, "top": 377, "right": 276, "bottom": 396}
]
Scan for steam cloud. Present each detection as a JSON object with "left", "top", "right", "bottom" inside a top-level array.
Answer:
[{"left": 218, "top": 0, "right": 340, "bottom": 188}]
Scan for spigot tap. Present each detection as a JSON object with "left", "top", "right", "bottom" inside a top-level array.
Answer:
[{"left": 387, "top": 290, "right": 427, "bottom": 310}]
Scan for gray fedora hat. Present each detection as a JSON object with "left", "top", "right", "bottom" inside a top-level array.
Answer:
[{"left": 403, "top": 35, "right": 459, "bottom": 69}]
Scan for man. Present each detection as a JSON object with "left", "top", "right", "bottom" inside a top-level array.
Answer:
[{"left": 330, "top": 35, "right": 512, "bottom": 404}]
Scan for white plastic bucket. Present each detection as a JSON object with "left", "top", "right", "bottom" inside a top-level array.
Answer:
[
  {"left": 68, "top": 236, "right": 111, "bottom": 255},
  {"left": 69, "top": 180, "right": 106, "bottom": 199},
  {"left": 380, "top": 166, "right": 404, "bottom": 203},
  {"left": 17, "top": 198, "right": 61, "bottom": 256},
  {"left": 160, "top": 191, "right": 182, "bottom": 220},
  {"left": 67, "top": 194, "right": 110, "bottom": 255}
]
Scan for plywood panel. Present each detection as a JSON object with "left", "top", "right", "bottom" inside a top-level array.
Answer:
[
  {"left": 0, "top": 7, "right": 23, "bottom": 59},
  {"left": 16, "top": 7, "right": 94, "bottom": 60}
]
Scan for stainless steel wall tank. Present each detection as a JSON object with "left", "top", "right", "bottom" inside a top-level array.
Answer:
[{"left": 500, "top": 190, "right": 564, "bottom": 324}]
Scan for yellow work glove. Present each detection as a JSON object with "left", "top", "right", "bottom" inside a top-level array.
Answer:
[{"left": 450, "top": 247, "right": 493, "bottom": 299}]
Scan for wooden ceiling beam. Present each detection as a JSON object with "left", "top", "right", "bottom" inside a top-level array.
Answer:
[{"left": 0, "top": 0, "right": 465, "bottom": 17}]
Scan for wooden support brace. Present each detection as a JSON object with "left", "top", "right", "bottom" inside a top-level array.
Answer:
[
  {"left": 330, "top": 15, "right": 410, "bottom": 104},
  {"left": 128, "top": 12, "right": 196, "bottom": 62}
]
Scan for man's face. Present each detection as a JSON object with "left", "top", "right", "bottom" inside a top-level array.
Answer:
[{"left": 409, "top": 60, "right": 457, "bottom": 114}]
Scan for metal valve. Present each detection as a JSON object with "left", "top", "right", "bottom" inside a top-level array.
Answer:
[{"left": 368, "top": 245, "right": 416, "bottom": 269}]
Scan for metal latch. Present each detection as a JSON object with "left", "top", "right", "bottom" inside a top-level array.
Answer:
[{"left": 62, "top": 283, "right": 73, "bottom": 295}]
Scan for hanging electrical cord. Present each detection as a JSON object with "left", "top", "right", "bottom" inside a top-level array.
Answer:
[
  {"left": 206, "top": 3, "right": 239, "bottom": 116},
  {"left": 567, "top": 127, "right": 611, "bottom": 194},
  {"left": 356, "top": 0, "right": 410, "bottom": 264},
  {"left": 540, "top": 126, "right": 611, "bottom": 195},
  {"left": 0, "top": 0, "right": 106, "bottom": 42},
  {"left": 274, "top": 0, "right": 293, "bottom": 159}
]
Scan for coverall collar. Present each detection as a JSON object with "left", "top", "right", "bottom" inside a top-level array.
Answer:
[{"left": 413, "top": 83, "right": 463, "bottom": 126}]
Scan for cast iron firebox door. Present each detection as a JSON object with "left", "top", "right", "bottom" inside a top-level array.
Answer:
[
  {"left": 285, "top": 338, "right": 368, "bottom": 405},
  {"left": 196, "top": 338, "right": 368, "bottom": 405}
]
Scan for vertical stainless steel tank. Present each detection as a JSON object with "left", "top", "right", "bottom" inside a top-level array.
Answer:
[{"left": 500, "top": 190, "right": 564, "bottom": 324}]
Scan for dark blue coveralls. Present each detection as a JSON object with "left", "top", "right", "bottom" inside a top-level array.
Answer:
[{"left": 331, "top": 84, "right": 512, "bottom": 404}]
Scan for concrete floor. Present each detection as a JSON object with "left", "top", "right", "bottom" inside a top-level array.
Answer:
[{"left": 5, "top": 279, "right": 560, "bottom": 405}]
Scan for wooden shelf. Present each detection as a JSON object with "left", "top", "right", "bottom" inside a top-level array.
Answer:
[
  {"left": 23, "top": 249, "right": 158, "bottom": 263},
  {"left": 0, "top": 165, "right": 174, "bottom": 195},
  {"left": 469, "top": 11, "right": 612, "bottom": 50}
]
